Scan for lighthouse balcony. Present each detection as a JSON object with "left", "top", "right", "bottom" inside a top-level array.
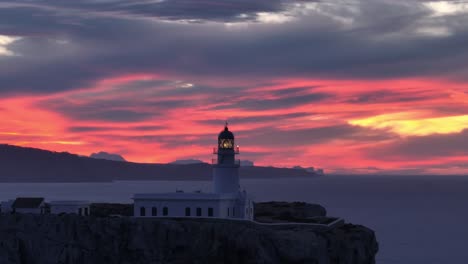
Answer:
[
  {"left": 212, "top": 158, "right": 240, "bottom": 166},
  {"left": 213, "top": 147, "right": 240, "bottom": 154}
]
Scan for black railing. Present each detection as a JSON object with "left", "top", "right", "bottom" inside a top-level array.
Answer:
[
  {"left": 213, "top": 147, "right": 240, "bottom": 154},
  {"left": 212, "top": 159, "right": 240, "bottom": 165}
]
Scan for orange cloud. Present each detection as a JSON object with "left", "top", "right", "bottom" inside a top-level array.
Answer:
[
  {"left": 349, "top": 112, "right": 468, "bottom": 136},
  {"left": 0, "top": 75, "right": 467, "bottom": 174}
]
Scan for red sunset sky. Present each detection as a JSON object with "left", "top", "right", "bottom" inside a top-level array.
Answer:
[{"left": 0, "top": 0, "right": 467, "bottom": 174}]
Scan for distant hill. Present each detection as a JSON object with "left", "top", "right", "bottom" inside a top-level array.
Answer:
[
  {"left": 0, "top": 144, "right": 318, "bottom": 182},
  {"left": 240, "top": 160, "right": 254, "bottom": 167},
  {"left": 90, "top": 151, "right": 126, "bottom": 162},
  {"left": 169, "top": 159, "right": 204, "bottom": 165},
  {"left": 170, "top": 159, "right": 255, "bottom": 167}
]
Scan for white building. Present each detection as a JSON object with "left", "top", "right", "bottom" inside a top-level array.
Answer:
[
  {"left": 50, "top": 201, "right": 90, "bottom": 216},
  {"left": 12, "top": 197, "right": 47, "bottom": 214},
  {"left": 133, "top": 123, "right": 254, "bottom": 220}
]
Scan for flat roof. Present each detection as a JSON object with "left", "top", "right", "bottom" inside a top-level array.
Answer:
[
  {"left": 133, "top": 192, "right": 238, "bottom": 200},
  {"left": 49, "top": 200, "right": 90, "bottom": 205},
  {"left": 13, "top": 197, "right": 44, "bottom": 209}
]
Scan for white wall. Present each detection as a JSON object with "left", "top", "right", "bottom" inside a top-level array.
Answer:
[
  {"left": 134, "top": 199, "right": 225, "bottom": 218},
  {"left": 213, "top": 166, "right": 240, "bottom": 193},
  {"left": 134, "top": 197, "right": 254, "bottom": 220},
  {"left": 218, "top": 198, "right": 253, "bottom": 220}
]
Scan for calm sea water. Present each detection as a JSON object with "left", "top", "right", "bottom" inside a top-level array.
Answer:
[{"left": 0, "top": 175, "right": 467, "bottom": 264}]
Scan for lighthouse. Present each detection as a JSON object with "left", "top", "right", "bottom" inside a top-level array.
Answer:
[
  {"left": 133, "top": 122, "right": 254, "bottom": 220},
  {"left": 213, "top": 122, "right": 240, "bottom": 193}
]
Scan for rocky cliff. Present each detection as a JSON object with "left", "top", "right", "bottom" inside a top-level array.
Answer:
[{"left": 0, "top": 214, "right": 378, "bottom": 264}]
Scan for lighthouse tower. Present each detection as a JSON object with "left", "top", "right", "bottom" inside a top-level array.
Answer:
[{"left": 212, "top": 122, "right": 240, "bottom": 194}]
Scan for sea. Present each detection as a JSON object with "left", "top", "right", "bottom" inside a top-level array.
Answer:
[{"left": 0, "top": 175, "right": 466, "bottom": 264}]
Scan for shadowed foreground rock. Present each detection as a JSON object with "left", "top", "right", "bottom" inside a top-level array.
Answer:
[
  {"left": 254, "top": 201, "right": 327, "bottom": 222},
  {"left": 0, "top": 214, "right": 378, "bottom": 264}
]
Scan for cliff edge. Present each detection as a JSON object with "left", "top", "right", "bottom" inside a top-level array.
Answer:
[{"left": 0, "top": 213, "right": 378, "bottom": 264}]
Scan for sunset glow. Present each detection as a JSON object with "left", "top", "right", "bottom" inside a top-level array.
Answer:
[{"left": 0, "top": 0, "right": 467, "bottom": 174}]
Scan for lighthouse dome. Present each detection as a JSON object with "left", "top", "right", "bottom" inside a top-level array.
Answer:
[{"left": 218, "top": 125, "right": 234, "bottom": 140}]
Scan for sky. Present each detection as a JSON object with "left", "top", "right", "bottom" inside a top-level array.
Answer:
[{"left": 0, "top": 0, "right": 468, "bottom": 174}]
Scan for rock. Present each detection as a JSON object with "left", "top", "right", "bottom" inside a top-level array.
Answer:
[
  {"left": 0, "top": 214, "right": 377, "bottom": 264},
  {"left": 325, "top": 224, "right": 379, "bottom": 264},
  {"left": 254, "top": 201, "right": 327, "bottom": 222},
  {"left": 90, "top": 203, "right": 133, "bottom": 217}
]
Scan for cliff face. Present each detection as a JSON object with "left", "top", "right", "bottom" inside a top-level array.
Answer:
[{"left": 0, "top": 214, "right": 377, "bottom": 264}]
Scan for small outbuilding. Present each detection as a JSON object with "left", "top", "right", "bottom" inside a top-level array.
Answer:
[
  {"left": 50, "top": 201, "right": 90, "bottom": 216},
  {"left": 12, "top": 197, "right": 46, "bottom": 214}
]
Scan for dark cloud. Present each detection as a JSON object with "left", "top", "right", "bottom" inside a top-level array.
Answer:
[
  {"left": 75, "top": 109, "right": 154, "bottom": 122},
  {"left": 367, "top": 129, "right": 468, "bottom": 159},
  {"left": 0, "top": 0, "right": 467, "bottom": 95},
  {"left": 199, "top": 112, "right": 311, "bottom": 125},
  {"left": 41, "top": 98, "right": 156, "bottom": 122},
  {"left": 133, "top": 125, "right": 165, "bottom": 131},
  {"left": 37, "top": 77, "right": 324, "bottom": 122},
  {"left": 213, "top": 92, "right": 330, "bottom": 110},
  {"left": 39, "top": 90, "right": 201, "bottom": 122},
  {"left": 97, "top": 133, "right": 215, "bottom": 149},
  {"left": 68, "top": 125, "right": 165, "bottom": 132},
  {"left": 269, "top": 86, "right": 320, "bottom": 97},
  {"left": 29, "top": 0, "right": 293, "bottom": 22},
  {"left": 68, "top": 126, "right": 113, "bottom": 132},
  {"left": 345, "top": 90, "right": 434, "bottom": 104},
  {"left": 240, "top": 124, "right": 396, "bottom": 147}
]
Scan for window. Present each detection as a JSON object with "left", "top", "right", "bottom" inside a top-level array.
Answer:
[
  {"left": 227, "top": 207, "right": 230, "bottom": 217},
  {"left": 78, "top": 208, "right": 83, "bottom": 216},
  {"left": 152, "top": 207, "right": 157, "bottom": 216},
  {"left": 163, "top": 207, "right": 168, "bottom": 216},
  {"left": 140, "top": 207, "right": 146, "bottom": 217},
  {"left": 84, "top": 207, "right": 89, "bottom": 216},
  {"left": 196, "top": 207, "right": 202, "bottom": 216},
  {"left": 208, "top": 207, "right": 213, "bottom": 217},
  {"left": 185, "top": 207, "right": 191, "bottom": 216}
]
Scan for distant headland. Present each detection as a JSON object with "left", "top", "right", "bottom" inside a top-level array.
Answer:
[{"left": 0, "top": 144, "right": 320, "bottom": 182}]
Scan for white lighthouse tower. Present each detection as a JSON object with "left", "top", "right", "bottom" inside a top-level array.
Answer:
[{"left": 213, "top": 122, "right": 240, "bottom": 194}]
